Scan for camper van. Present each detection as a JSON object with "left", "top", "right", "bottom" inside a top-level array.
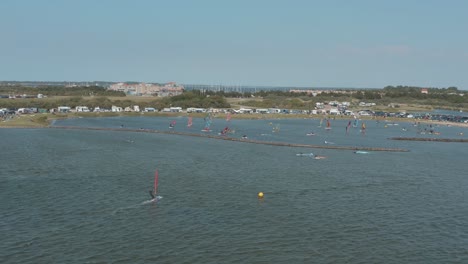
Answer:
[
  {"left": 75, "top": 106, "right": 90, "bottom": 112},
  {"left": 58, "top": 106, "right": 71, "bottom": 113}
]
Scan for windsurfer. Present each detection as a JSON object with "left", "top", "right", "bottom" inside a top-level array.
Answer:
[{"left": 149, "top": 190, "right": 155, "bottom": 199}]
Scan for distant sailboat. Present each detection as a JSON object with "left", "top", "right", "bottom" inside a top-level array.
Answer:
[
  {"left": 318, "top": 118, "right": 323, "bottom": 127},
  {"left": 346, "top": 120, "right": 352, "bottom": 134},
  {"left": 219, "top": 126, "right": 230, "bottom": 135},
  {"left": 202, "top": 113, "right": 212, "bottom": 132},
  {"left": 169, "top": 120, "right": 176, "bottom": 129},
  {"left": 307, "top": 118, "right": 316, "bottom": 135},
  {"left": 148, "top": 169, "right": 161, "bottom": 202},
  {"left": 361, "top": 122, "right": 366, "bottom": 135},
  {"left": 325, "top": 119, "right": 332, "bottom": 130},
  {"left": 153, "top": 169, "right": 159, "bottom": 196},
  {"left": 272, "top": 123, "right": 280, "bottom": 133},
  {"left": 353, "top": 118, "right": 359, "bottom": 128},
  {"left": 187, "top": 117, "right": 193, "bottom": 128},
  {"left": 225, "top": 112, "right": 233, "bottom": 133}
]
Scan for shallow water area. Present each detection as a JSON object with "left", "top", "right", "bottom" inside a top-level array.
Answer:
[{"left": 1, "top": 116, "right": 468, "bottom": 263}]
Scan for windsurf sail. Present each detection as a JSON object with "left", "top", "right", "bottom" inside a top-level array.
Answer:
[
  {"left": 346, "top": 120, "right": 351, "bottom": 134},
  {"left": 153, "top": 169, "right": 159, "bottom": 196},
  {"left": 226, "top": 112, "right": 232, "bottom": 122},
  {"left": 353, "top": 118, "right": 358, "bottom": 128},
  {"left": 272, "top": 123, "right": 280, "bottom": 133},
  {"left": 325, "top": 119, "right": 331, "bottom": 130},
  {"left": 202, "top": 113, "right": 212, "bottom": 131},
  {"left": 220, "top": 126, "right": 230, "bottom": 135},
  {"left": 361, "top": 122, "right": 366, "bottom": 135},
  {"left": 319, "top": 118, "right": 323, "bottom": 127},
  {"left": 187, "top": 117, "right": 193, "bottom": 127},
  {"left": 169, "top": 120, "right": 176, "bottom": 128}
]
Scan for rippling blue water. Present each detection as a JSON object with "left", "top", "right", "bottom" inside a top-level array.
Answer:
[{"left": 1, "top": 116, "right": 468, "bottom": 263}]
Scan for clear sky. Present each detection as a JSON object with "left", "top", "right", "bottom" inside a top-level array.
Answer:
[{"left": 1, "top": 0, "right": 467, "bottom": 89}]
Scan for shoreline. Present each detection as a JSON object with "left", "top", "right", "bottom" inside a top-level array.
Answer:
[{"left": 1, "top": 112, "right": 468, "bottom": 129}]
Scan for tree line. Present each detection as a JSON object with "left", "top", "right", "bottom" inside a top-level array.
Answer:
[
  {"left": 1, "top": 85, "right": 466, "bottom": 110},
  {"left": 0, "top": 85, "right": 125, "bottom": 97}
]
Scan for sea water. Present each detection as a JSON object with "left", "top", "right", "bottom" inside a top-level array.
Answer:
[{"left": 1, "top": 116, "right": 468, "bottom": 263}]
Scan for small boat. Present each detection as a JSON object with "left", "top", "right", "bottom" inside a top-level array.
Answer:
[
  {"left": 354, "top": 151, "right": 369, "bottom": 154},
  {"left": 314, "top": 155, "right": 327, "bottom": 160},
  {"left": 306, "top": 132, "right": 316, "bottom": 136}
]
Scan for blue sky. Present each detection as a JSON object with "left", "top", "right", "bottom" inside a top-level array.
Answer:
[{"left": 1, "top": 0, "right": 467, "bottom": 89}]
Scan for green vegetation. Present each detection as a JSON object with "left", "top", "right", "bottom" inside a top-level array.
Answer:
[
  {"left": 1, "top": 84, "right": 467, "bottom": 112},
  {"left": 0, "top": 85, "right": 125, "bottom": 97},
  {"left": 158, "top": 91, "right": 230, "bottom": 108},
  {"left": 0, "top": 113, "right": 50, "bottom": 127},
  {"left": 0, "top": 91, "right": 230, "bottom": 110},
  {"left": 238, "top": 86, "right": 468, "bottom": 111}
]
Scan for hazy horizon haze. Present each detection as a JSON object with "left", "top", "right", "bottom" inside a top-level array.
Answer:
[{"left": 1, "top": 0, "right": 467, "bottom": 89}]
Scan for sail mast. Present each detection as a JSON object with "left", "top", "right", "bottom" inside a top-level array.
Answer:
[{"left": 154, "top": 169, "right": 159, "bottom": 195}]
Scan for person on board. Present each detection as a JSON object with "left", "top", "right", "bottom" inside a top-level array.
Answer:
[{"left": 149, "top": 190, "right": 155, "bottom": 199}]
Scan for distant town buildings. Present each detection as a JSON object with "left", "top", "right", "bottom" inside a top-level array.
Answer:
[
  {"left": 421, "top": 88, "right": 428, "bottom": 94},
  {"left": 108, "top": 82, "right": 184, "bottom": 97}
]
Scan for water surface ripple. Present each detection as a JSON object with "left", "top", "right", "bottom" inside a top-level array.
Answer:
[{"left": 1, "top": 117, "right": 468, "bottom": 263}]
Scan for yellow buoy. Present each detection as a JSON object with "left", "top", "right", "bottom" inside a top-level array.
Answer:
[{"left": 258, "top": 192, "right": 264, "bottom": 198}]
